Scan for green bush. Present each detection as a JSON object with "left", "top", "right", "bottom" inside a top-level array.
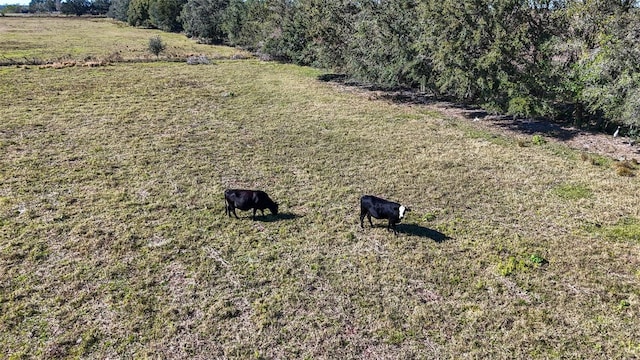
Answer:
[{"left": 148, "top": 35, "right": 165, "bottom": 57}]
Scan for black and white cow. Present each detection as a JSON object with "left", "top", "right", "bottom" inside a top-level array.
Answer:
[
  {"left": 360, "top": 195, "right": 410, "bottom": 235},
  {"left": 224, "top": 189, "right": 279, "bottom": 220}
]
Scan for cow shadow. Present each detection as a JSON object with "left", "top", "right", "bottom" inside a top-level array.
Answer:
[
  {"left": 256, "top": 212, "right": 301, "bottom": 222},
  {"left": 398, "top": 224, "right": 452, "bottom": 242}
]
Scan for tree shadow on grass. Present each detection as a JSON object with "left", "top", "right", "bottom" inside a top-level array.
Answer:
[
  {"left": 316, "top": 73, "right": 587, "bottom": 142},
  {"left": 398, "top": 223, "right": 452, "bottom": 242}
]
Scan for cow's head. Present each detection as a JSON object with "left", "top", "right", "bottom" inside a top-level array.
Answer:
[
  {"left": 399, "top": 205, "right": 410, "bottom": 219},
  {"left": 270, "top": 202, "right": 279, "bottom": 216}
]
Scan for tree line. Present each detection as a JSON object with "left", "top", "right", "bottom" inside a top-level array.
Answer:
[
  {"left": 17, "top": 0, "right": 110, "bottom": 15},
  {"left": 18, "top": 0, "right": 640, "bottom": 132}
]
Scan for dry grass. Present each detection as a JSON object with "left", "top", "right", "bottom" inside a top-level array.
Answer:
[
  {"left": 1, "top": 18, "right": 640, "bottom": 359},
  {"left": 615, "top": 160, "right": 638, "bottom": 177}
]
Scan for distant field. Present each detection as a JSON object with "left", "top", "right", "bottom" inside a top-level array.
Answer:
[
  {"left": 0, "top": 16, "right": 249, "bottom": 65},
  {"left": 1, "top": 17, "right": 640, "bottom": 359}
]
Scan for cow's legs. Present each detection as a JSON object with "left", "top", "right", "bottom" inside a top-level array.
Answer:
[{"left": 388, "top": 221, "right": 398, "bottom": 235}]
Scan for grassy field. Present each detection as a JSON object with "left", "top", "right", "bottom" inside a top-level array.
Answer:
[
  {"left": 2, "top": 17, "right": 640, "bottom": 359},
  {"left": 0, "top": 15, "right": 248, "bottom": 65}
]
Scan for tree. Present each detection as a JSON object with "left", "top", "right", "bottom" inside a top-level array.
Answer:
[
  {"left": 260, "top": 0, "right": 314, "bottom": 63},
  {"left": 150, "top": 0, "right": 186, "bottom": 32},
  {"left": 345, "top": 0, "right": 422, "bottom": 87},
  {"left": 300, "top": 0, "right": 361, "bottom": 70},
  {"left": 29, "top": 0, "right": 57, "bottom": 12},
  {"left": 107, "top": 0, "right": 130, "bottom": 21},
  {"left": 91, "top": 0, "right": 111, "bottom": 14},
  {"left": 180, "top": 0, "right": 230, "bottom": 43},
  {"left": 2, "top": 4, "right": 28, "bottom": 14},
  {"left": 60, "top": 0, "right": 90, "bottom": 15},
  {"left": 220, "top": 0, "right": 247, "bottom": 46},
  {"left": 223, "top": 0, "right": 287, "bottom": 51},
  {"left": 415, "top": 0, "right": 561, "bottom": 116},
  {"left": 558, "top": 0, "right": 640, "bottom": 128},
  {"left": 128, "top": 0, "right": 152, "bottom": 27}
]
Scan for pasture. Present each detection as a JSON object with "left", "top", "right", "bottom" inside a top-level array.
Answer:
[
  {"left": 1, "top": 17, "right": 640, "bottom": 358},
  {"left": 0, "top": 16, "right": 248, "bottom": 65}
]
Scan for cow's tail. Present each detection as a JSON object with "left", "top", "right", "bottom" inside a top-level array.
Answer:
[{"left": 223, "top": 190, "right": 229, "bottom": 215}]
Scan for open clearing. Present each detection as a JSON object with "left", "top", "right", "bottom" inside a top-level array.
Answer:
[{"left": 1, "top": 17, "right": 640, "bottom": 359}]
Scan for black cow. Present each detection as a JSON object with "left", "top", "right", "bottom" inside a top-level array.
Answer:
[
  {"left": 224, "top": 189, "right": 279, "bottom": 220},
  {"left": 360, "top": 195, "right": 410, "bottom": 235}
]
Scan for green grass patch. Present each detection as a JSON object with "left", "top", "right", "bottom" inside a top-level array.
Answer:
[
  {"left": 599, "top": 217, "right": 640, "bottom": 243},
  {"left": 496, "top": 254, "right": 547, "bottom": 276},
  {"left": 581, "top": 152, "right": 612, "bottom": 167},
  {"left": 552, "top": 183, "right": 592, "bottom": 200}
]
